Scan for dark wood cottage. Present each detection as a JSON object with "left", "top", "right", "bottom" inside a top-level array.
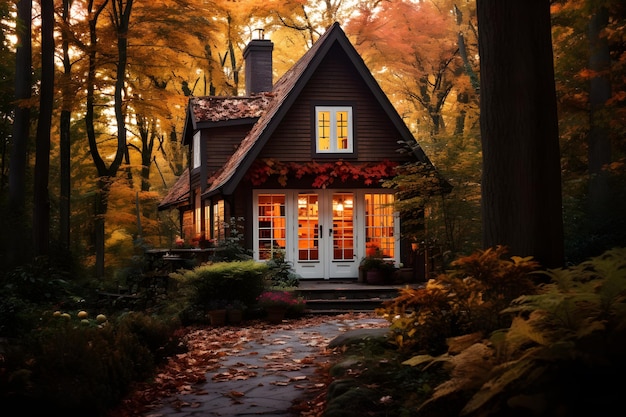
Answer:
[{"left": 158, "top": 22, "right": 439, "bottom": 280}]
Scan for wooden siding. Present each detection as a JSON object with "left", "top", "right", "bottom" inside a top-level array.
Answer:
[
  {"left": 204, "top": 124, "right": 253, "bottom": 175},
  {"left": 259, "top": 43, "right": 411, "bottom": 164}
]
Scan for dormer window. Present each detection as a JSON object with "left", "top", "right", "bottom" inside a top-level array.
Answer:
[{"left": 315, "top": 106, "right": 353, "bottom": 153}]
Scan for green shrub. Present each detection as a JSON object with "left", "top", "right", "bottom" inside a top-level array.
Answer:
[
  {"left": 264, "top": 252, "right": 301, "bottom": 289},
  {"left": 0, "top": 310, "right": 183, "bottom": 417},
  {"left": 1, "top": 257, "right": 72, "bottom": 303},
  {"left": 393, "top": 247, "right": 626, "bottom": 417},
  {"left": 174, "top": 259, "right": 267, "bottom": 312},
  {"left": 0, "top": 295, "right": 37, "bottom": 337},
  {"left": 378, "top": 246, "right": 540, "bottom": 354},
  {"left": 209, "top": 217, "right": 253, "bottom": 262}
]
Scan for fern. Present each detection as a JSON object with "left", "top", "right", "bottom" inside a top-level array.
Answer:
[
  {"left": 393, "top": 248, "right": 626, "bottom": 417},
  {"left": 462, "top": 247, "right": 626, "bottom": 416},
  {"left": 378, "top": 246, "right": 540, "bottom": 354}
]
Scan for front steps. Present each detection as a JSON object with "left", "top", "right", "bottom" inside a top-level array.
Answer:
[{"left": 296, "top": 280, "right": 420, "bottom": 314}]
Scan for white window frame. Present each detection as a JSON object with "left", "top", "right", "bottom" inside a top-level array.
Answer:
[
  {"left": 192, "top": 131, "right": 201, "bottom": 169},
  {"left": 315, "top": 106, "right": 353, "bottom": 153}
]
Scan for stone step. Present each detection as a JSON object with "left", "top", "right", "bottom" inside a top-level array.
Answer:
[
  {"left": 302, "top": 297, "right": 389, "bottom": 313},
  {"left": 295, "top": 279, "right": 419, "bottom": 313}
]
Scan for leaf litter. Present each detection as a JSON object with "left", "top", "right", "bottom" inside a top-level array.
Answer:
[{"left": 106, "top": 312, "right": 387, "bottom": 417}]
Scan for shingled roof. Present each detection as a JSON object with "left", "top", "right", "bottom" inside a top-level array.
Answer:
[
  {"left": 202, "top": 22, "right": 430, "bottom": 198},
  {"left": 183, "top": 94, "right": 274, "bottom": 140},
  {"left": 159, "top": 22, "right": 431, "bottom": 210},
  {"left": 158, "top": 167, "right": 190, "bottom": 210}
]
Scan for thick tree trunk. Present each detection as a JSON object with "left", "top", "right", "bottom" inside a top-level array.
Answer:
[
  {"left": 477, "top": 0, "right": 564, "bottom": 268},
  {"left": 86, "top": 0, "right": 113, "bottom": 278},
  {"left": 7, "top": 0, "right": 32, "bottom": 265},
  {"left": 587, "top": 7, "right": 612, "bottom": 226},
  {"left": 33, "top": 0, "right": 54, "bottom": 257},
  {"left": 8, "top": 0, "right": 31, "bottom": 213},
  {"left": 85, "top": 0, "right": 134, "bottom": 278},
  {"left": 59, "top": 0, "right": 72, "bottom": 253}
]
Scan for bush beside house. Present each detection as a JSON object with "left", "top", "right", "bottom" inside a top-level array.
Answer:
[{"left": 171, "top": 260, "right": 268, "bottom": 323}]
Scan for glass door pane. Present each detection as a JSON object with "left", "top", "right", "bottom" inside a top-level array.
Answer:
[
  {"left": 297, "top": 194, "right": 319, "bottom": 261},
  {"left": 332, "top": 192, "right": 354, "bottom": 261},
  {"left": 364, "top": 193, "right": 395, "bottom": 258},
  {"left": 257, "top": 194, "right": 285, "bottom": 260}
]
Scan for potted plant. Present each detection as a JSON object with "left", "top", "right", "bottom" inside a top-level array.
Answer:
[
  {"left": 257, "top": 290, "right": 306, "bottom": 323},
  {"left": 226, "top": 300, "right": 246, "bottom": 325},
  {"left": 207, "top": 299, "right": 227, "bottom": 326},
  {"left": 360, "top": 254, "right": 396, "bottom": 285}
]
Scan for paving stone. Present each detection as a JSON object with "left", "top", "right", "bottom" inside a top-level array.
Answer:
[
  {"left": 327, "top": 327, "right": 390, "bottom": 348},
  {"left": 144, "top": 317, "right": 388, "bottom": 417}
]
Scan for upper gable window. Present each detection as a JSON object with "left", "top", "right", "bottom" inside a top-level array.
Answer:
[
  {"left": 192, "top": 131, "right": 201, "bottom": 169},
  {"left": 316, "top": 106, "right": 353, "bottom": 153}
]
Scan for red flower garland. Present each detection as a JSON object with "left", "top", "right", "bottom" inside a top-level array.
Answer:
[{"left": 245, "top": 159, "right": 399, "bottom": 188}]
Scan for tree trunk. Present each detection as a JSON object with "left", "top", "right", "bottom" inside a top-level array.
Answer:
[
  {"left": 33, "top": 0, "right": 54, "bottom": 258},
  {"left": 94, "top": 177, "right": 110, "bottom": 277},
  {"left": 7, "top": 0, "right": 32, "bottom": 265},
  {"left": 477, "top": 0, "right": 564, "bottom": 268},
  {"left": 112, "top": 0, "right": 132, "bottom": 175},
  {"left": 59, "top": 0, "right": 72, "bottom": 253},
  {"left": 85, "top": 0, "right": 135, "bottom": 277},
  {"left": 587, "top": 7, "right": 612, "bottom": 227},
  {"left": 140, "top": 118, "right": 155, "bottom": 192}
]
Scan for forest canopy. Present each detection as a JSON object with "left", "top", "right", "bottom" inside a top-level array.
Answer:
[{"left": 0, "top": 0, "right": 624, "bottom": 277}]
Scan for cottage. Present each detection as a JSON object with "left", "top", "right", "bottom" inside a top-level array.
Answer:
[{"left": 159, "top": 22, "right": 442, "bottom": 280}]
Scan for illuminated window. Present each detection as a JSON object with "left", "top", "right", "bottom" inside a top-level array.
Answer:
[
  {"left": 364, "top": 193, "right": 395, "bottom": 258},
  {"left": 212, "top": 200, "right": 225, "bottom": 242},
  {"left": 316, "top": 106, "right": 353, "bottom": 153},
  {"left": 257, "top": 194, "right": 286, "bottom": 260}
]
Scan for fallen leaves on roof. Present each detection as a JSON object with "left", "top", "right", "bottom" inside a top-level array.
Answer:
[{"left": 190, "top": 93, "right": 274, "bottom": 123}]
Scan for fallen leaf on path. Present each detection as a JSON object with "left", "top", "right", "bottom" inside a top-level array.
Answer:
[
  {"left": 270, "top": 380, "right": 290, "bottom": 386},
  {"left": 105, "top": 313, "right": 387, "bottom": 417}
]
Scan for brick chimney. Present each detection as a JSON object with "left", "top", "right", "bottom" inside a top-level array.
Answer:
[{"left": 243, "top": 29, "right": 273, "bottom": 96}]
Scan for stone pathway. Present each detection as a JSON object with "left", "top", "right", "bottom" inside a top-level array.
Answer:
[{"left": 142, "top": 314, "right": 388, "bottom": 417}]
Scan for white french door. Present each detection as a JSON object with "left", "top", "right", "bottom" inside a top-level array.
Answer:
[
  {"left": 294, "top": 190, "right": 356, "bottom": 279},
  {"left": 254, "top": 190, "right": 397, "bottom": 280}
]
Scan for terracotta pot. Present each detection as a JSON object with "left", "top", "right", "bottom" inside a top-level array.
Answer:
[
  {"left": 265, "top": 306, "right": 287, "bottom": 324},
  {"left": 395, "top": 267, "right": 415, "bottom": 283},
  {"left": 366, "top": 270, "right": 386, "bottom": 285},
  {"left": 207, "top": 309, "right": 227, "bottom": 326},
  {"left": 358, "top": 266, "right": 366, "bottom": 283},
  {"left": 227, "top": 309, "right": 243, "bottom": 325}
]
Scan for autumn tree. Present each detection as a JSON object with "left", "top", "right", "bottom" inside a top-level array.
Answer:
[
  {"left": 79, "top": 0, "right": 241, "bottom": 274},
  {"left": 348, "top": 1, "right": 469, "bottom": 137},
  {"left": 346, "top": 1, "right": 482, "bottom": 258},
  {"left": 83, "top": 0, "right": 129, "bottom": 277},
  {"left": 58, "top": 0, "right": 76, "bottom": 253},
  {"left": 552, "top": 0, "right": 626, "bottom": 262},
  {"left": 477, "top": 0, "right": 564, "bottom": 268}
]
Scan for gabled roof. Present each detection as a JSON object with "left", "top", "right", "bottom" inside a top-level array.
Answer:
[{"left": 201, "top": 22, "right": 431, "bottom": 198}]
